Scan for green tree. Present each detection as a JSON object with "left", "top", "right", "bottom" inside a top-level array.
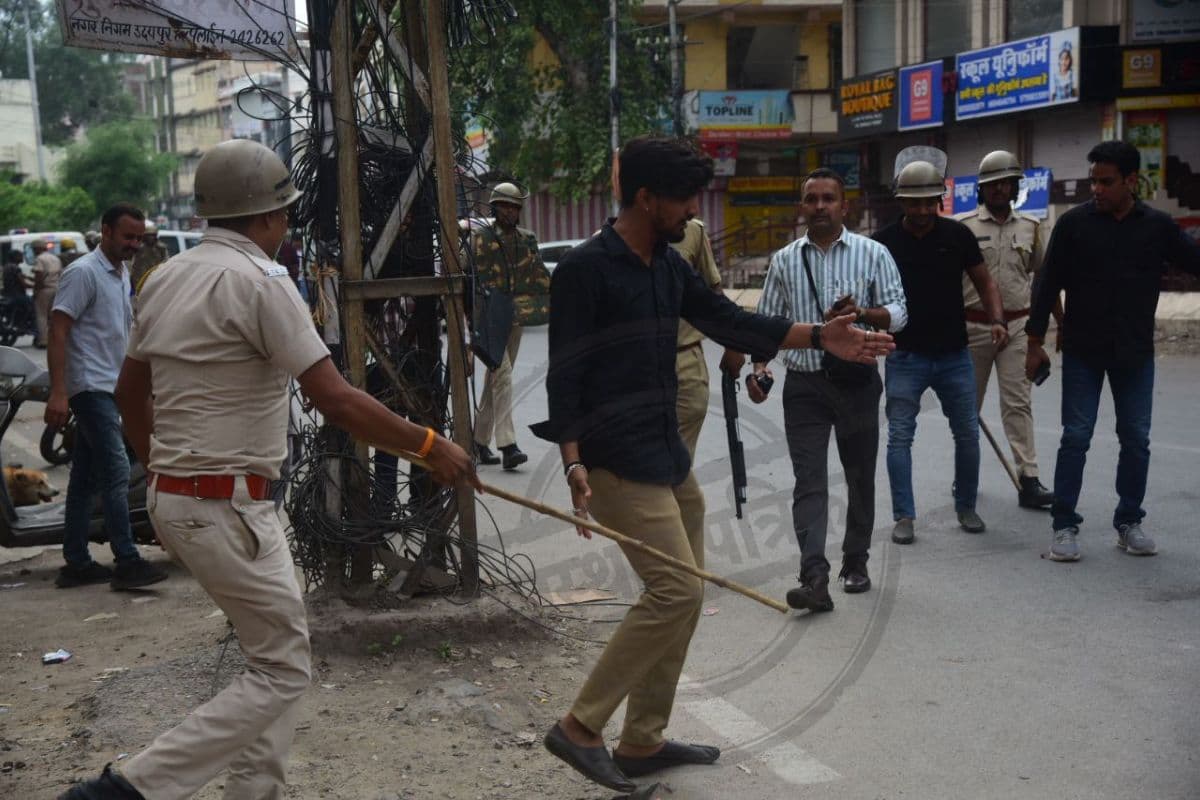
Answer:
[
  {"left": 0, "top": 172, "right": 96, "bottom": 230},
  {"left": 57, "top": 120, "right": 175, "bottom": 215},
  {"left": 0, "top": 0, "right": 136, "bottom": 146},
  {"left": 449, "top": 1, "right": 671, "bottom": 200}
]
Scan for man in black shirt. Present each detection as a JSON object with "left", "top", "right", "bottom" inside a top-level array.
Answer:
[
  {"left": 873, "top": 161, "right": 1007, "bottom": 545},
  {"left": 532, "top": 137, "right": 894, "bottom": 793},
  {"left": 1027, "top": 140, "right": 1200, "bottom": 562}
]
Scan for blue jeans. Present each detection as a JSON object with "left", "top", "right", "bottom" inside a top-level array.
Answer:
[
  {"left": 1052, "top": 353, "right": 1153, "bottom": 532},
  {"left": 63, "top": 391, "right": 138, "bottom": 567},
  {"left": 885, "top": 348, "right": 980, "bottom": 520}
]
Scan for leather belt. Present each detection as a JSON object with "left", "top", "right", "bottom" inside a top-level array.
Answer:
[
  {"left": 676, "top": 341, "right": 703, "bottom": 353},
  {"left": 150, "top": 472, "right": 272, "bottom": 501},
  {"left": 965, "top": 308, "right": 1029, "bottom": 324}
]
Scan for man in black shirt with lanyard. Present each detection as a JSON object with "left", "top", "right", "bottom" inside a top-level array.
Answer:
[
  {"left": 873, "top": 161, "right": 1007, "bottom": 546},
  {"left": 531, "top": 137, "right": 894, "bottom": 793},
  {"left": 1027, "top": 140, "right": 1200, "bottom": 562}
]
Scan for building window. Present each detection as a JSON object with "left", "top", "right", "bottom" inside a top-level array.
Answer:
[
  {"left": 1007, "top": 0, "right": 1062, "bottom": 40},
  {"left": 727, "top": 25, "right": 799, "bottom": 89},
  {"left": 855, "top": 0, "right": 895, "bottom": 75},
  {"left": 925, "top": 0, "right": 971, "bottom": 60}
]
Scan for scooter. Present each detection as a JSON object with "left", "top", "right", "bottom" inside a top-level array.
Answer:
[{"left": 0, "top": 346, "right": 154, "bottom": 548}]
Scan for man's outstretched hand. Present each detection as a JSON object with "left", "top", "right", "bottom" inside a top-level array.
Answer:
[{"left": 821, "top": 314, "right": 895, "bottom": 363}]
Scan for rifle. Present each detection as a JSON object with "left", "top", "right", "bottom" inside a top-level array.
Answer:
[{"left": 722, "top": 373, "right": 748, "bottom": 519}]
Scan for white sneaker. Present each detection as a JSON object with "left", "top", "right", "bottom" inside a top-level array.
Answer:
[
  {"left": 1049, "top": 527, "right": 1081, "bottom": 562},
  {"left": 1117, "top": 523, "right": 1157, "bottom": 556}
]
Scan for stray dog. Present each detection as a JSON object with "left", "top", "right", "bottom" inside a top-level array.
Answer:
[{"left": 4, "top": 465, "right": 60, "bottom": 507}]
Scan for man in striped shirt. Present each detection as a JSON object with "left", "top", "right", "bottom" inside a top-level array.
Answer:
[{"left": 748, "top": 167, "right": 907, "bottom": 613}]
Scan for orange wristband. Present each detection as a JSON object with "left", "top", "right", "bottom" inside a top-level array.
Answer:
[{"left": 415, "top": 427, "right": 436, "bottom": 459}]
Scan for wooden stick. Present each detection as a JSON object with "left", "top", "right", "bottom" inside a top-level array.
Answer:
[
  {"left": 386, "top": 450, "right": 788, "bottom": 612},
  {"left": 979, "top": 416, "right": 1022, "bottom": 492},
  {"left": 481, "top": 482, "right": 789, "bottom": 614}
]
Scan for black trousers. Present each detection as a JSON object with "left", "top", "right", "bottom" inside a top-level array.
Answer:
[{"left": 783, "top": 369, "right": 882, "bottom": 580}]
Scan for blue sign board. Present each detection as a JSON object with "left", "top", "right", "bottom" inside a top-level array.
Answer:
[
  {"left": 1018, "top": 168, "right": 1052, "bottom": 219},
  {"left": 950, "top": 168, "right": 1052, "bottom": 219},
  {"left": 898, "top": 61, "right": 945, "bottom": 131},
  {"left": 955, "top": 28, "right": 1081, "bottom": 120}
]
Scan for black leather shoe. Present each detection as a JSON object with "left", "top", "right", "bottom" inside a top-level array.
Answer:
[
  {"left": 839, "top": 560, "right": 871, "bottom": 594},
  {"left": 543, "top": 723, "right": 636, "bottom": 793},
  {"left": 56, "top": 561, "right": 113, "bottom": 589},
  {"left": 475, "top": 443, "right": 501, "bottom": 465},
  {"left": 613, "top": 740, "right": 721, "bottom": 778},
  {"left": 59, "top": 764, "right": 146, "bottom": 799},
  {"left": 786, "top": 574, "right": 834, "bottom": 612},
  {"left": 1018, "top": 476, "right": 1054, "bottom": 510},
  {"left": 500, "top": 444, "right": 528, "bottom": 471}
]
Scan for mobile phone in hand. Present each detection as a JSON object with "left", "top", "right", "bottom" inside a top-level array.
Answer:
[
  {"left": 747, "top": 373, "right": 774, "bottom": 396},
  {"left": 1033, "top": 361, "right": 1050, "bottom": 386}
]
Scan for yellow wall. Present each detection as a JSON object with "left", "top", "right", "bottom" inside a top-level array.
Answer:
[
  {"left": 684, "top": 18, "right": 728, "bottom": 91},
  {"left": 683, "top": 10, "right": 841, "bottom": 92}
]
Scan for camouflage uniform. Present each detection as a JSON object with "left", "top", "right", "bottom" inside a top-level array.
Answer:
[
  {"left": 469, "top": 222, "right": 550, "bottom": 449},
  {"left": 130, "top": 242, "right": 170, "bottom": 295}
]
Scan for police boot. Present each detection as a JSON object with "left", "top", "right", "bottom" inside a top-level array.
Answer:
[
  {"left": 501, "top": 444, "right": 528, "bottom": 471},
  {"left": 1018, "top": 476, "right": 1054, "bottom": 510}
]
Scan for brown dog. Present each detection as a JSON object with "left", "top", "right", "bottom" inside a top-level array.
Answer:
[{"left": 4, "top": 465, "right": 60, "bottom": 507}]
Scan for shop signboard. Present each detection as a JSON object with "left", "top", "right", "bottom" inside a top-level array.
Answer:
[
  {"left": 700, "top": 141, "right": 738, "bottom": 177},
  {"left": 947, "top": 168, "right": 1051, "bottom": 219},
  {"left": 955, "top": 28, "right": 1081, "bottom": 120},
  {"left": 56, "top": 0, "right": 295, "bottom": 60},
  {"left": 1126, "top": 112, "right": 1166, "bottom": 194},
  {"left": 697, "top": 91, "right": 794, "bottom": 141},
  {"left": 1018, "top": 168, "right": 1052, "bottom": 219},
  {"left": 1131, "top": 0, "right": 1200, "bottom": 42},
  {"left": 837, "top": 69, "right": 897, "bottom": 136},
  {"left": 898, "top": 61, "right": 945, "bottom": 131},
  {"left": 824, "top": 150, "right": 861, "bottom": 190}
]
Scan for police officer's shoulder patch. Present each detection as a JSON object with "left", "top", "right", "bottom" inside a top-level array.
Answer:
[{"left": 248, "top": 254, "right": 290, "bottom": 278}]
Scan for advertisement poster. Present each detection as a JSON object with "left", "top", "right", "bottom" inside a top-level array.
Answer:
[
  {"left": 1126, "top": 111, "right": 1166, "bottom": 194},
  {"left": 700, "top": 141, "right": 738, "bottom": 177},
  {"left": 947, "top": 168, "right": 1050, "bottom": 218},
  {"left": 955, "top": 28, "right": 1081, "bottom": 120},
  {"left": 837, "top": 70, "right": 898, "bottom": 136},
  {"left": 950, "top": 176, "right": 978, "bottom": 216},
  {"left": 898, "top": 61, "right": 945, "bottom": 131},
  {"left": 824, "top": 150, "right": 861, "bottom": 190},
  {"left": 697, "top": 91, "right": 794, "bottom": 141}
]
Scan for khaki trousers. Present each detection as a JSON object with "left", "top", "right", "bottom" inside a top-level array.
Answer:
[
  {"left": 475, "top": 322, "right": 523, "bottom": 449},
  {"left": 570, "top": 468, "right": 706, "bottom": 746},
  {"left": 967, "top": 320, "right": 1039, "bottom": 478},
  {"left": 675, "top": 342, "right": 710, "bottom": 459},
  {"left": 34, "top": 287, "right": 55, "bottom": 346},
  {"left": 123, "top": 479, "right": 311, "bottom": 800}
]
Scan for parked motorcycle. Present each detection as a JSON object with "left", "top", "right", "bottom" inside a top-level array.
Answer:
[
  {"left": 0, "top": 346, "right": 154, "bottom": 548},
  {"left": 0, "top": 295, "right": 37, "bottom": 347}
]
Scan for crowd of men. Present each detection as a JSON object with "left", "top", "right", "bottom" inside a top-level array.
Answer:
[{"left": 41, "top": 133, "right": 1199, "bottom": 799}]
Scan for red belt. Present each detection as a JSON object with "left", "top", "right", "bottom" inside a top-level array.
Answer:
[
  {"left": 965, "top": 308, "right": 1029, "bottom": 324},
  {"left": 150, "top": 472, "right": 272, "bottom": 501}
]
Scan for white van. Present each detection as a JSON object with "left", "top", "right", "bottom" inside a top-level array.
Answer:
[
  {"left": 0, "top": 231, "right": 90, "bottom": 275},
  {"left": 154, "top": 229, "right": 203, "bottom": 257}
]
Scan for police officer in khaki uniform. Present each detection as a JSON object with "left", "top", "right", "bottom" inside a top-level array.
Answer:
[
  {"left": 469, "top": 181, "right": 550, "bottom": 470},
  {"left": 62, "top": 140, "right": 478, "bottom": 800},
  {"left": 31, "top": 238, "right": 63, "bottom": 348},
  {"left": 672, "top": 218, "right": 744, "bottom": 456},
  {"left": 130, "top": 221, "right": 170, "bottom": 294},
  {"left": 956, "top": 150, "right": 1054, "bottom": 509}
]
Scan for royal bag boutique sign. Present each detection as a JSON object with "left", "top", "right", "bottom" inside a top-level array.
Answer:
[{"left": 955, "top": 28, "right": 1081, "bottom": 120}]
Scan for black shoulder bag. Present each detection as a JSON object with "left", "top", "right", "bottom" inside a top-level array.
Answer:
[
  {"left": 801, "top": 247, "right": 876, "bottom": 388},
  {"left": 470, "top": 232, "right": 516, "bottom": 371}
]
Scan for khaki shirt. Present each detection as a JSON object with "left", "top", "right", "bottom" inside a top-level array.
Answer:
[
  {"left": 672, "top": 219, "right": 722, "bottom": 347},
  {"left": 130, "top": 242, "right": 169, "bottom": 293},
  {"left": 127, "top": 227, "right": 329, "bottom": 479},
  {"left": 34, "top": 251, "right": 63, "bottom": 291},
  {"left": 956, "top": 205, "right": 1043, "bottom": 312}
]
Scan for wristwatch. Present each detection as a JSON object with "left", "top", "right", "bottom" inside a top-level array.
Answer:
[
  {"left": 990, "top": 318, "right": 1006, "bottom": 327},
  {"left": 811, "top": 323, "right": 823, "bottom": 351}
]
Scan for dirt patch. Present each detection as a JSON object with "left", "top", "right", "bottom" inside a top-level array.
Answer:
[{"left": 0, "top": 546, "right": 659, "bottom": 799}]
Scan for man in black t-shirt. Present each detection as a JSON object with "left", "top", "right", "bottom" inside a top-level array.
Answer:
[{"left": 873, "top": 161, "right": 1008, "bottom": 545}]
